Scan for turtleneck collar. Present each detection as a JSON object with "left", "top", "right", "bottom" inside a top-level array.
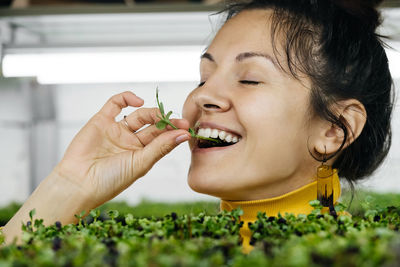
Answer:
[{"left": 220, "top": 176, "right": 341, "bottom": 253}]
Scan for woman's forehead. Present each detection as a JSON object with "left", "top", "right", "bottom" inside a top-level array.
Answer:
[{"left": 207, "top": 10, "right": 277, "bottom": 59}]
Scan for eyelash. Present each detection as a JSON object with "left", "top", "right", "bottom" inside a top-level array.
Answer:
[
  {"left": 240, "top": 80, "right": 260, "bottom": 85},
  {"left": 197, "top": 80, "right": 260, "bottom": 87}
]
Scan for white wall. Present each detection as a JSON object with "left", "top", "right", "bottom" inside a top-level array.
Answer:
[{"left": 0, "top": 78, "right": 30, "bottom": 205}]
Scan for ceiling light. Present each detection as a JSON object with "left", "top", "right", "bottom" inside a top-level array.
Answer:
[{"left": 2, "top": 46, "right": 203, "bottom": 84}]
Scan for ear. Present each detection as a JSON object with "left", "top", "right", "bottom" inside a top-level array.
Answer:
[{"left": 313, "top": 99, "right": 367, "bottom": 157}]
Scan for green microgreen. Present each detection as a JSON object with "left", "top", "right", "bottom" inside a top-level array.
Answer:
[
  {"left": 1, "top": 201, "right": 400, "bottom": 267},
  {"left": 155, "top": 88, "right": 221, "bottom": 143}
]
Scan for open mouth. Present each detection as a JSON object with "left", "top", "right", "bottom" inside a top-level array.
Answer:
[
  {"left": 197, "top": 138, "right": 236, "bottom": 148},
  {"left": 195, "top": 127, "right": 241, "bottom": 149}
]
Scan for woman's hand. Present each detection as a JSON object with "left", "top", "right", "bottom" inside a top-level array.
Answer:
[
  {"left": 2, "top": 91, "right": 190, "bottom": 245},
  {"left": 55, "top": 91, "right": 190, "bottom": 209}
]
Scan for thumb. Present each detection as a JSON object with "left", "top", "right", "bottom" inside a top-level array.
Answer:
[{"left": 134, "top": 130, "right": 191, "bottom": 175}]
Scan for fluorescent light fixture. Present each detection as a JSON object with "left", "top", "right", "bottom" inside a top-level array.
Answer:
[{"left": 2, "top": 46, "right": 203, "bottom": 84}]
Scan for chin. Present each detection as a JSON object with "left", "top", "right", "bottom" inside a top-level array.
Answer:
[
  {"left": 188, "top": 174, "right": 213, "bottom": 195},
  {"left": 188, "top": 172, "right": 219, "bottom": 196},
  {"left": 187, "top": 170, "right": 236, "bottom": 199}
]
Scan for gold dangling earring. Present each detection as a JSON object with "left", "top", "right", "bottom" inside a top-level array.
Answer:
[{"left": 317, "top": 146, "right": 337, "bottom": 215}]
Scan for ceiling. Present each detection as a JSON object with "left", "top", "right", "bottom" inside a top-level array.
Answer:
[{"left": 0, "top": 4, "right": 399, "bottom": 57}]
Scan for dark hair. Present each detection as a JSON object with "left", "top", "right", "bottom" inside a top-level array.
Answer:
[{"left": 220, "top": 0, "right": 394, "bottom": 186}]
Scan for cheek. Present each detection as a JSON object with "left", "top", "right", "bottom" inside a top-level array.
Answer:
[
  {"left": 242, "top": 87, "right": 309, "bottom": 130},
  {"left": 240, "top": 90, "right": 288, "bottom": 133},
  {"left": 241, "top": 90, "right": 310, "bottom": 166}
]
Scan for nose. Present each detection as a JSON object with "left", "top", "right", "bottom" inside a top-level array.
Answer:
[{"left": 192, "top": 83, "right": 230, "bottom": 113}]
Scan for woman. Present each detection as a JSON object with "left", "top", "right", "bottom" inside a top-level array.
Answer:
[{"left": 1, "top": 0, "right": 393, "bottom": 252}]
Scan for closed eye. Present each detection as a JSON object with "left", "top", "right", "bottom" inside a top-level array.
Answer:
[{"left": 240, "top": 80, "right": 261, "bottom": 85}]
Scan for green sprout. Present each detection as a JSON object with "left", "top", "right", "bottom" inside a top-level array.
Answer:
[{"left": 155, "top": 88, "right": 221, "bottom": 143}]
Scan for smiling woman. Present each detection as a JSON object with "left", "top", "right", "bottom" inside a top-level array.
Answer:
[
  {"left": 1, "top": 0, "right": 394, "bottom": 254},
  {"left": 183, "top": 0, "right": 393, "bottom": 251}
]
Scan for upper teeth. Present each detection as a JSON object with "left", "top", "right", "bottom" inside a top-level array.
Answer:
[{"left": 197, "top": 128, "right": 240, "bottom": 143}]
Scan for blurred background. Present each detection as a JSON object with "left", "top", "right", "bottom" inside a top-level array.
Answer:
[{"left": 0, "top": 0, "right": 399, "bottom": 209}]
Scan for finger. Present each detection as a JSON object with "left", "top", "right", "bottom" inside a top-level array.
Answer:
[
  {"left": 134, "top": 130, "right": 191, "bottom": 174},
  {"left": 135, "top": 125, "right": 164, "bottom": 146},
  {"left": 134, "top": 119, "right": 190, "bottom": 146},
  {"left": 167, "top": 118, "right": 190, "bottom": 131},
  {"left": 99, "top": 91, "right": 144, "bottom": 119},
  {"left": 124, "top": 108, "right": 161, "bottom": 132}
]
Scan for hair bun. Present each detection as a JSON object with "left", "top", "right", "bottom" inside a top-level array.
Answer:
[{"left": 333, "top": 0, "right": 383, "bottom": 31}]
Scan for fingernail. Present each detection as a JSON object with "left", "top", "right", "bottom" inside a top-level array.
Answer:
[{"left": 176, "top": 134, "right": 190, "bottom": 145}]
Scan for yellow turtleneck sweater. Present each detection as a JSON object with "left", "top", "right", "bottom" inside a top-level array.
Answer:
[{"left": 220, "top": 175, "right": 342, "bottom": 253}]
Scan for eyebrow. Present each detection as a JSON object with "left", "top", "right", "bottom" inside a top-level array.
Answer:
[
  {"left": 200, "top": 52, "right": 214, "bottom": 62},
  {"left": 201, "top": 52, "right": 277, "bottom": 68}
]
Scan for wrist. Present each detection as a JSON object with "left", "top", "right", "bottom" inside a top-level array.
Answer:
[
  {"left": 38, "top": 169, "right": 98, "bottom": 224},
  {"left": 2, "top": 170, "right": 94, "bottom": 245}
]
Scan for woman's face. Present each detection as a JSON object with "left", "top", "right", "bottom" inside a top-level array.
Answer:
[{"left": 182, "top": 9, "right": 319, "bottom": 201}]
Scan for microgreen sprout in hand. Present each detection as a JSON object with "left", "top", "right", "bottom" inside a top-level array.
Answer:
[
  {"left": 155, "top": 88, "right": 221, "bottom": 143},
  {"left": 155, "top": 88, "right": 178, "bottom": 130}
]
